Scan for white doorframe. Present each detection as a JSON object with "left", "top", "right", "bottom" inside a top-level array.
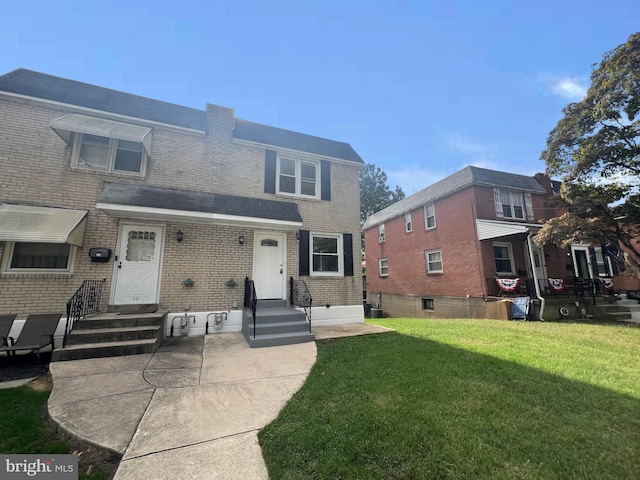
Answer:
[
  {"left": 252, "top": 231, "right": 287, "bottom": 300},
  {"left": 110, "top": 223, "right": 165, "bottom": 305},
  {"left": 571, "top": 244, "right": 595, "bottom": 280}
]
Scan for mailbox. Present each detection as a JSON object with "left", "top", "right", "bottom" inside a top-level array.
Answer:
[{"left": 89, "top": 248, "right": 112, "bottom": 263}]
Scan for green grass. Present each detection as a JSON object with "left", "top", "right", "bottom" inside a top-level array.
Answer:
[
  {"left": 259, "top": 319, "right": 640, "bottom": 479},
  {"left": 0, "top": 382, "right": 108, "bottom": 480}
]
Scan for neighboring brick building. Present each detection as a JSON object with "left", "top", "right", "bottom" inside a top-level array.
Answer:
[
  {"left": 0, "top": 69, "right": 364, "bottom": 335},
  {"left": 362, "top": 166, "right": 634, "bottom": 320}
]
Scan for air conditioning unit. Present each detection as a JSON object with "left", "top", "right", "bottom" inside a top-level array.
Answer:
[{"left": 378, "top": 234, "right": 385, "bottom": 244}]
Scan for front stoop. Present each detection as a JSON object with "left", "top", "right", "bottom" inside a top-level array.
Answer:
[
  {"left": 590, "top": 297, "right": 633, "bottom": 322},
  {"left": 51, "top": 311, "right": 167, "bottom": 361},
  {"left": 242, "top": 299, "right": 315, "bottom": 348}
]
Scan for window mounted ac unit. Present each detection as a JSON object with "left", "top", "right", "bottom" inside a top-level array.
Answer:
[{"left": 378, "top": 234, "right": 385, "bottom": 244}]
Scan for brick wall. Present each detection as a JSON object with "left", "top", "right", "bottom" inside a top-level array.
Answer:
[{"left": 0, "top": 95, "right": 363, "bottom": 315}]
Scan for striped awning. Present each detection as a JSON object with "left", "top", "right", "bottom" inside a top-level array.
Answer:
[{"left": 0, "top": 204, "right": 88, "bottom": 247}]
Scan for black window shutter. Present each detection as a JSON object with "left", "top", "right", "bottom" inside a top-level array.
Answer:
[
  {"left": 321, "top": 160, "right": 331, "bottom": 201},
  {"left": 299, "top": 230, "right": 310, "bottom": 276},
  {"left": 343, "top": 233, "right": 354, "bottom": 276},
  {"left": 264, "top": 150, "right": 277, "bottom": 194}
]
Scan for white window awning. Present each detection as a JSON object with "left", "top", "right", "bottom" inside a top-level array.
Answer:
[
  {"left": 476, "top": 219, "right": 541, "bottom": 241},
  {"left": 0, "top": 204, "right": 88, "bottom": 247},
  {"left": 51, "top": 113, "right": 152, "bottom": 154}
]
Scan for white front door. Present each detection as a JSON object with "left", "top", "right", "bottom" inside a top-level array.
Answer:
[
  {"left": 253, "top": 232, "right": 285, "bottom": 299},
  {"left": 572, "top": 245, "right": 594, "bottom": 280},
  {"left": 530, "top": 245, "right": 548, "bottom": 289},
  {"left": 112, "top": 225, "right": 164, "bottom": 305}
]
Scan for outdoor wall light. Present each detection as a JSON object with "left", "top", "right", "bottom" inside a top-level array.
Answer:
[
  {"left": 177, "top": 230, "right": 183, "bottom": 243},
  {"left": 296, "top": 231, "right": 300, "bottom": 240},
  {"left": 239, "top": 235, "right": 244, "bottom": 245}
]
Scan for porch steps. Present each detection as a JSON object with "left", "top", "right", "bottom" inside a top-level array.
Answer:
[
  {"left": 590, "top": 300, "right": 633, "bottom": 323},
  {"left": 243, "top": 299, "right": 315, "bottom": 348},
  {"left": 51, "top": 312, "right": 166, "bottom": 361},
  {"left": 611, "top": 295, "right": 640, "bottom": 323}
]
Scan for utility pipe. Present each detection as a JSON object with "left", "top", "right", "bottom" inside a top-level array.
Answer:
[{"left": 527, "top": 231, "right": 545, "bottom": 321}]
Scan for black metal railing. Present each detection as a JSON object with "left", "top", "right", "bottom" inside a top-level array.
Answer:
[
  {"left": 64, "top": 279, "right": 105, "bottom": 347},
  {"left": 244, "top": 277, "right": 258, "bottom": 338},
  {"left": 290, "top": 277, "right": 312, "bottom": 332}
]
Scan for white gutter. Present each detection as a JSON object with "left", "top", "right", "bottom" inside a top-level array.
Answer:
[{"left": 526, "top": 231, "right": 545, "bottom": 321}]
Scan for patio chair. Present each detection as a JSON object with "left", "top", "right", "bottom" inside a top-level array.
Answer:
[
  {"left": 0, "top": 313, "right": 61, "bottom": 358},
  {"left": 0, "top": 314, "right": 17, "bottom": 347}
]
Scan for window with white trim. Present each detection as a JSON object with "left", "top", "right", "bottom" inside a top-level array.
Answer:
[
  {"left": 379, "top": 258, "right": 389, "bottom": 276},
  {"left": 311, "top": 233, "right": 343, "bottom": 276},
  {"left": 405, "top": 213, "right": 412, "bottom": 233},
  {"left": 72, "top": 133, "right": 147, "bottom": 175},
  {"left": 499, "top": 192, "right": 525, "bottom": 219},
  {"left": 1, "top": 242, "right": 75, "bottom": 273},
  {"left": 378, "top": 224, "right": 385, "bottom": 243},
  {"left": 425, "top": 249, "right": 443, "bottom": 273},
  {"left": 594, "top": 247, "right": 613, "bottom": 276},
  {"left": 493, "top": 242, "right": 515, "bottom": 274},
  {"left": 424, "top": 204, "right": 436, "bottom": 229},
  {"left": 277, "top": 156, "right": 319, "bottom": 198}
]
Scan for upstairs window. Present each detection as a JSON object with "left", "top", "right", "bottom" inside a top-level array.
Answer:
[
  {"left": 424, "top": 204, "right": 436, "bottom": 229},
  {"left": 378, "top": 224, "right": 385, "bottom": 243},
  {"left": 73, "top": 133, "right": 147, "bottom": 175},
  {"left": 494, "top": 189, "right": 534, "bottom": 221},
  {"left": 277, "top": 156, "right": 319, "bottom": 199},
  {"left": 405, "top": 213, "right": 412, "bottom": 233}
]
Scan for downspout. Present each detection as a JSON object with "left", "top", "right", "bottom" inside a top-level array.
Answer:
[{"left": 526, "top": 231, "right": 545, "bottom": 321}]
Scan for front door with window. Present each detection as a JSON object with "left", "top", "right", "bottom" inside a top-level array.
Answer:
[
  {"left": 253, "top": 232, "right": 285, "bottom": 299},
  {"left": 572, "top": 246, "right": 594, "bottom": 281},
  {"left": 112, "top": 225, "right": 164, "bottom": 304}
]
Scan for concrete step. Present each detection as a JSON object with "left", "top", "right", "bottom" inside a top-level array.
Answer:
[
  {"left": 256, "top": 299, "right": 287, "bottom": 309},
  {"left": 74, "top": 313, "right": 165, "bottom": 330},
  {"left": 243, "top": 331, "right": 316, "bottom": 348},
  {"left": 253, "top": 307, "right": 306, "bottom": 324},
  {"left": 52, "top": 338, "right": 160, "bottom": 361},
  {"left": 246, "top": 320, "right": 311, "bottom": 336},
  {"left": 65, "top": 325, "right": 161, "bottom": 345}
]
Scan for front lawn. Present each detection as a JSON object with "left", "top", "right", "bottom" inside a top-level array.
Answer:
[{"left": 259, "top": 319, "right": 640, "bottom": 479}]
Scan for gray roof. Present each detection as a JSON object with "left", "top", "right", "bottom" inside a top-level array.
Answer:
[
  {"left": 0, "top": 69, "right": 364, "bottom": 163},
  {"left": 234, "top": 118, "right": 364, "bottom": 164},
  {"left": 362, "top": 166, "right": 547, "bottom": 229},
  {"left": 97, "top": 183, "right": 302, "bottom": 223},
  {"left": 0, "top": 69, "right": 206, "bottom": 130}
]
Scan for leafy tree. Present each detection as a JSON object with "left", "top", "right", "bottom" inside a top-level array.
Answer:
[
  {"left": 359, "top": 163, "right": 405, "bottom": 224},
  {"left": 535, "top": 32, "right": 640, "bottom": 277}
]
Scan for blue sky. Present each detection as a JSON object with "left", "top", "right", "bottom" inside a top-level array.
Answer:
[{"left": 2, "top": 0, "right": 638, "bottom": 193}]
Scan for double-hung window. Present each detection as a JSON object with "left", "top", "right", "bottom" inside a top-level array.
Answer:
[
  {"left": 311, "top": 233, "right": 342, "bottom": 276},
  {"left": 378, "top": 224, "right": 385, "bottom": 243},
  {"left": 2, "top": 242, "right": 75, "bottom": 273},
  {"left": 379, "top": 258, "right": 389, "bottom": 276},
  {"left": 73, "top": 133, "right": 146, "bottom": 175},
  {"left": 277, "top": 156, "right": 319, "bottom": 199},
  {"left": 493, "top": 242, "right": 515, "bottom": 274},
  {"left": 499, "top": 192, "right": 525, "bottom": 220},
  {"left": 425, "top": 249, "right": 443, "bottom": 273},
  {"left": 405, "top": 213, "right": 412, "bottom": 233},
  {"left": 424, "top": 204, "right": 436, "bottom": 229}
]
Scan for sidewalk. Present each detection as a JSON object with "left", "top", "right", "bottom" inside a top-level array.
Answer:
[{"left": 47, "top": 323, "right": 392, "bottom": 479}]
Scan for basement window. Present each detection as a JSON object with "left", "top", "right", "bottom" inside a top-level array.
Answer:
[{"left": 422, "top": 298, "right": 434, "bottom": 310}]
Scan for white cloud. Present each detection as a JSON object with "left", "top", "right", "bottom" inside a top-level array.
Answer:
[{"left": 550, "top": 77, "right": 588, "bottom": 101}]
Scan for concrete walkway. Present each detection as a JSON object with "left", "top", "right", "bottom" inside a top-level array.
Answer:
[{"left": 47, "top": 323, "right": 392, "bottom": 479}]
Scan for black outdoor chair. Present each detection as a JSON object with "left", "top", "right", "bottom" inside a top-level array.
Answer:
[
  {"left": 0, "top": 314, "right": 17, "bottom": 347},
  {"left": 0, "top": 313, "right": 61, "bottom": 358}
]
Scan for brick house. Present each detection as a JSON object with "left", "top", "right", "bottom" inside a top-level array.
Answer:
[
  {"left": 0, "top": 69, "right": 364, "bottom": 351},
  {"left": 362, "top": 166, "right": 635, "bottom": 320}
]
